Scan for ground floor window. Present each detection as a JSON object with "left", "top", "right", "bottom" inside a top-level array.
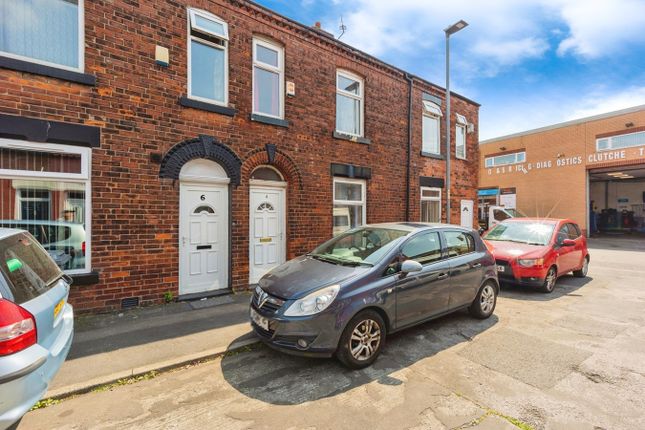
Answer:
[
  {"left": 421, "top": 187, "right": 441, "bottom": 223},
  {"left": 333, "top": 178, "right": 366, "bottom": 235},
  {"left": 0, "top": 139, "right": 91, "bottom": 273}
]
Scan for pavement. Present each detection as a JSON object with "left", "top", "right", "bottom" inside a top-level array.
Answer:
[
  {"left": 45, "top": 292, "right": 258, "bottom": 398},
  {"left": 20, "top": 236, "right": 645, "bottom": 430}
]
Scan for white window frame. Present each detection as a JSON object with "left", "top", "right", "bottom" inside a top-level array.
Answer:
[
  {"left": 485, "top": 151, "right": 526, "bottom": 168},
  {"left": 420, "top": 187, "right": 442, "bottom": 223},
  {"left": 596, "top": 130, "right": 645, "bottom": 152},
  {"left": 187, "top": 8, "right": 229, "bottom": 106},
  {"left": 252, "top": 38, "right": 284, "bottom": 119},
  {"left": 335, "top": 70, "right": 364, "bottom": 137},
  {"left": 422, "top": 101, "right": 442, "bottom": 155},
  {"left": 0, "top": 138, "right": 92, "bottom": 275},
  {"left": 0, "top": 0, "right": 85, "bottom": 73},
  {"left": 455, "top": 113, "right": 468, "bottom": 160},
  {"left": 333, "top": 177, "right": 366, "bottom": 230},
  {"left": 16, "top": 189, "right": 51, "bottom": 220}
]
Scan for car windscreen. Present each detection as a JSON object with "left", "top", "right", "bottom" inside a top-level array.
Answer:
[
  {"left": 311, "top": 227, "right": 409, "bottom": 266},
  {"left": 483, "top": 222, "right": 555, "bottom": 246},
  {"left": 0, "top": 232, "right": 63, "bottom": 304}
]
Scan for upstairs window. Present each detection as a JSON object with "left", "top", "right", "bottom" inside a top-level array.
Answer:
[
  {"left": 253, "top": 38, "right": 284, "bottom": 119},
  {"left": 0, "top": 0, "right": 83, "bottom": 71},
  {"left": 336, "top": 70, "right": 364, "bottom": 137},
  {"left": 456, "top": 113, "right": 468, "bottom": 160},
  {"left": 188, "top": 8, "right": 228, "bottom": 105},
  {"left": 422, "top": 101, "right": 442, "bottom": 155},
  {"left": 596, "top": 131, "right": 645, "bottom": 151},
  {"left": 485, "top": 151, "right": 526, "bottom": 168}
]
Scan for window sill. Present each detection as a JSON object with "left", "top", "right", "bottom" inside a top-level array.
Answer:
[
  {"left": 333, "top": 131, "right": 371, "bottom": 145},
  {"left": 70, "top": 271, "right": 99, "bottom": 286},
  {"left": 179, "top": 96, "right": 237, "bottom": 117},
  {"left": 250, "top": 113, "right": 289, "bottom": 128},
  {"left": 421, "top": 151, "right": 445, "bottom": 160},
  {"left": 0, "top": 56, "right": 96, "bottom": 86},
  {"left": 456, "top": 156, "right": 467, "bottom": 161}
]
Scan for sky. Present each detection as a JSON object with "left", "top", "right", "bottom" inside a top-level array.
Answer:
[{"left": 254, "top": 0, "right": 645, "bottom": 140}]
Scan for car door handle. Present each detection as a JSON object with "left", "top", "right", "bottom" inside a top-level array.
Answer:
[
  {"left": 437, "top": 273, "right": 449, "bottom": 280},
  {"left": 471, "top": 263, "right": 482, "bottom": 268}
]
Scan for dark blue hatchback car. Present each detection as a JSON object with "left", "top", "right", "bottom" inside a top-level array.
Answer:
[{"left": 250, "top": 223, "right": 498, "bottom": 369}]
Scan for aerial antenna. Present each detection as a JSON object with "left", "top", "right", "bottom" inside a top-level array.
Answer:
[{"left": 338, "top": 16, "right": 347, "bottom": 39}]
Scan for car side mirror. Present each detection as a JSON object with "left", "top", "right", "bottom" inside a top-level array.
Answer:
[
  {"left": 562, "top": 239, "right": 576, "bottom": 247},
  {"left": 478, "top": 227, "right": 485, "bottom": 236},
  {"left": 401, "top": 260, "right": 422, "bottom": 273}
]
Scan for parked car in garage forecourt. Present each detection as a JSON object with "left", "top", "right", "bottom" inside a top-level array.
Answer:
[{"left": 250, "top": 223, "right": 499, "bottom": 369}]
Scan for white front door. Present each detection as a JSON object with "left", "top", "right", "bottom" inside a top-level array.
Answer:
[
  {"left": 179, "top": 183, "right": 228, "bottom": 295},
  {"left": 460, "top": 199, "right": 474, "bottom": 229},
  {"left": 249, "top": 185, "right": 285, "bottom": 284}
]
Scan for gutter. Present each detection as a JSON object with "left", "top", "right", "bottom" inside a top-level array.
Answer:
[{"left": 405, "top": 73, "right": 414, "bottom": 221}]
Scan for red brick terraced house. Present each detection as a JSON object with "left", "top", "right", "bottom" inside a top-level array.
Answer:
[{"left": 0, "top": 0, "right": 480, "bottom": 313}]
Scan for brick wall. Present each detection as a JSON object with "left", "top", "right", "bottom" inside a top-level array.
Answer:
[{"left": 0, "top": 0, "right": 479, "bottom": 312}]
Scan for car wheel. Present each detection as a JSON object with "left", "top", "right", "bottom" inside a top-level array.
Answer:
[
  {"left": 469, "top": 282, "right": 497, "bottom": 319},
  {"left": 336, "top": 310, "right": 386, "bottom": 369},
  {"left": 573, "top": 256, "right": 589, "bottom": 278},
  {"left": 540, "top": 266, "right": 558, "bottom": 293}
]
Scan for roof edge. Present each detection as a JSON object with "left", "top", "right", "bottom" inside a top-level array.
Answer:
[
  {"left": 480, "top": 104, "right": 645, "bottom": 144},
  {"left": 242, "top": 0, "right": 480, "bottom": 107}
]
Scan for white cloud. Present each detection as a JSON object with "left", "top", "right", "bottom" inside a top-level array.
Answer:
[
  {"left": 553, "top": 0, "right": 645, "bottom": 58},
  {"left": 566, "top": 86, "right": 645, "bottom": 119},
  {"left": 480, "top": 86, "right": 645, "bottom": 140},
  {"left": 322, "top": 0, "right": 645, "bottom": 79}
]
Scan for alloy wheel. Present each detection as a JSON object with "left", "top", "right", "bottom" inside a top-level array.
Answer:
[
  {"left": 546, "top": 268, "right": 556, "bottom": 291},
  {"left": 480, "top": 285, "right": 495, "bottom": 314},
  {"left": 349, "top": 319, "right": 381, "bottom": 361}
]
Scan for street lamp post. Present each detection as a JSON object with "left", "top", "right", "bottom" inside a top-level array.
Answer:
[{"left": 444, "top": 19, "right": 468, "bottom": 225}]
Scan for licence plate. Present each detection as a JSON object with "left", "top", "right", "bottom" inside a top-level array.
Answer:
[
  {"left": 250, "top": 308, "right": 269, "bottom": 331},
  {"left": 497, "top": 265, "right": 505, "bottom": 273},
  {"left": 53, "top": 299, "right": 65, "bottom": 318}
]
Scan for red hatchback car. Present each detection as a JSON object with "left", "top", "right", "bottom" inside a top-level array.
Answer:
[{"left": 482, "top": 218, "right": 589, "bottom": 293}]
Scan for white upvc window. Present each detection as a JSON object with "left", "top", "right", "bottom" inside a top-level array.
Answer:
[
  {"left": 485, "top": 151, "right": 526, "bottom": 168},
  {"left": 420, "top": 187, "right": 441, "bottom": 223},
  {"left": 187, "top": 8, "right": 229, "bottom": 106},
  {"left": 336, "top": 70, "right": 364, "bottom": 137},
  {"left": 455, "top": 113, "right": 468, "bottom": 160},
  {"left": 0, "top": 138, "right": 92, "bottom": 274},
  {"left": 0, "top": 0, "right": 84, "bottom": 72},
  {"left": 596, "top": 131, "right": 645, "bottom": 152},
  {"left": 333, "top": 178, "right": 366, "bottom": 235},
  {"left": 252, "top": 38, "right": 284, "bottom": 119},
  {"left": 422, "top": 101, "right": 442, "bottom": 155}
]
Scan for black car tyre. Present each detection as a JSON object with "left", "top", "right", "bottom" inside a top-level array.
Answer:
[
  {"left": 540, "top": 266, "right": 558, "bottom": 293},
  {"left": 336, "top": 309, "right": 386, "bottom": 369},
  {"left": 469, "top": 282, "right": 497, "bottom": 319},
  {"left": 573, "top": 256, "right": 589, "bottom": 278}
]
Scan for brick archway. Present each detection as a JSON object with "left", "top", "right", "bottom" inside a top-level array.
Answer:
[
  {"left": 159, "top": 134, "right": 242, "bottom": 186},
  {"left": 230, "top": 145, "right": 306, "bottom": 290}
]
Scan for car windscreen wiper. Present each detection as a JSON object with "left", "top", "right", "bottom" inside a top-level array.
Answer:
[{"left": 308, "top": 253, "right": 341, "bottom": 265}]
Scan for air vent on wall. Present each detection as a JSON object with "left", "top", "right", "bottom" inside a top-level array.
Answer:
[{"left": 121, "top": 297, "right": 140, "bottom": 309}]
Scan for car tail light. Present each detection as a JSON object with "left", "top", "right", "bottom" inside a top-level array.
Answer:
[
  {"left": 82, "top": 241, "right": 86, "bottom": 256},
  {"left": 0, "top": 299, "right": 37, "bottom": 356}
]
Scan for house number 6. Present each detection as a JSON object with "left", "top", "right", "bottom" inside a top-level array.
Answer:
[{"left": 200, "top": 195, "right": 206, "bottom": 201}]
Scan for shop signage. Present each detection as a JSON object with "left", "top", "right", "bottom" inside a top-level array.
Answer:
[
  {"left": 499, "top": 187, "right": 516, "bottom": 208},
  {"left": 486, "top": 146, "right": 645, "bottom": 176}
]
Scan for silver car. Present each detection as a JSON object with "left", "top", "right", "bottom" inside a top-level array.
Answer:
[{"left": 0, "top": 229, "right": 74, "bottom": 429}]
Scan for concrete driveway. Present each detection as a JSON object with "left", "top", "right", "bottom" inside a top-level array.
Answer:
[{"left": 20, "top": 238, "right": 645, "bottom": 430}]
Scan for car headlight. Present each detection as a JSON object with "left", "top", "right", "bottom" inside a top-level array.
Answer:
[
  {"left": 517, "top": 258, "right": 544, "bottom": 267},
  {"left": 283, "top": 285, "right": 340, "bottom": 317}
]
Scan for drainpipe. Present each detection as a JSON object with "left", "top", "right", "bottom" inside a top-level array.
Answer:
[{"left": 405, "top": 73, "right": 414, "bottom": 221}]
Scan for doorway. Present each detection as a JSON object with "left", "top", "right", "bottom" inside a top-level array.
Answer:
[
  {"left": 249, "top": 166, "right": 286, "bottom": 284},
  {"left": 179, "top": 159, "right": 229, "bottom": 296}
]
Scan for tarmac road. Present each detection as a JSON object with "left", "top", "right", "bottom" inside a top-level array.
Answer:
[{"left": 20, "top": 237, "right": 645, "bottom": 430}]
